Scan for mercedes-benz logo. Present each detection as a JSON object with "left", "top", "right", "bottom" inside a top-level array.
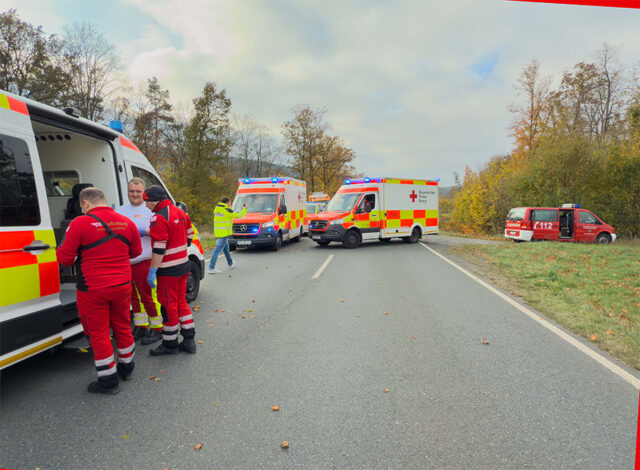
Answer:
[{"left": 240, "top": 225, "right": 247, "bottom": 232}]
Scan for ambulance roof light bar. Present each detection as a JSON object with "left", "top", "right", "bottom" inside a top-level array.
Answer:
[
  {"left": 239, "top": 177, "right": 292, "bottom": 185},
  {"left": 561, "top": 203, "right": 580, "bottom": 208},
  {"left": 344, "top": 177, "right": 381, "bottom": 185}
]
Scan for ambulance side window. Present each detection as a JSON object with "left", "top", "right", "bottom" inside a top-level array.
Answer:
[
  {"left": 131, "top": 166, "right": 166, "bottom": 194},
  {"left": 0, "top": 134, "right": 40, "bottom": 226},
  {"left": 357, "top": 194, "right": 375, "bottom": 213},
  {"left": 279, "top": 195, "right": 287, "bottom": 214}
]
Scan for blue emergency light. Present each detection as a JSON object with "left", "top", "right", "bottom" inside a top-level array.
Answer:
[
  {"left": 364, "top": 177, "right": 370, "bottom": 183},
  {"left": 345, "top": 179, "right": 351, "bottom": 185},
  {"left": 109, "top": 120, "right": 123, "bottom": 133},
  {"left": 244, "top": 178, "right": 251, "bottom": 184},
  {"left": 435, "top": 177, "right": 440, "bottom": 182},
  {"left": 272, "top": 177, "right": 278, "bottom": 183}
]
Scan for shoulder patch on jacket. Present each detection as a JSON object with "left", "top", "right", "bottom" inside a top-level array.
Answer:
[{"left": 157, "top": 206, "right": 170, "bottom": 221}]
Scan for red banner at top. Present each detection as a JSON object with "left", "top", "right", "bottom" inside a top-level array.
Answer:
[{"left": 509, "top": 0, "right": 640, "bottom": 8}]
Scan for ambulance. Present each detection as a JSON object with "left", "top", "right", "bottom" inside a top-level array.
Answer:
[
  {"left": 308, "top": 177, "right": 439, "bottom": 248},
  {"left": 0, "top": 90, "right": 206, "bottom": 370},
  {"left": 229, "top": 177, "right": 306, "bottom": 251}
]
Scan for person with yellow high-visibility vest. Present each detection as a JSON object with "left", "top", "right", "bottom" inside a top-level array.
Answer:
[{"left": 208, "top": 197, "right": 247, "bottom": 274}]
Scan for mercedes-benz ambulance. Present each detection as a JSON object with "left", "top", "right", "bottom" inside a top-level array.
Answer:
[
  {"left": 229, "top": 177, "right": 307, "bottom": 251},
  {"left": 308, "top": 177, "right": 439, "bottom": 248},
  {"left": 0, "top": 90, "right": 205, "bottom": 370}
]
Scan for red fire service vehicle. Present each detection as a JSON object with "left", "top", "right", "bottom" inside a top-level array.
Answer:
[{"left": 505, "top": 204, "right": 616, "bottom": 244}]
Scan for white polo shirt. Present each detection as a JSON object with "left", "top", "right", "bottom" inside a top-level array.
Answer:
[{"left": 117, "top": 202, "right": 153, "bottom": 265}]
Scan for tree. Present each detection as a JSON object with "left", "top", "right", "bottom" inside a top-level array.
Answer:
[
  {"left": 169, "top": 82, "right": 232, "bottom": 226},
  {"left": 317, "top": 135, "right": 355, "bottom": 195},
  {"left": 60, "top": 22, "right": 120, "bottom": 120},
  {"left": 0, "top": 9, "right": 69, "bottom": 105},
  {"left": 232, "top": 114, "right": 281, "bottom": 178}
]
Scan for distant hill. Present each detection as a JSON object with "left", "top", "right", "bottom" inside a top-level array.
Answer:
[{"left": 439, "top": 186, "right": 456, "bottom": 197}]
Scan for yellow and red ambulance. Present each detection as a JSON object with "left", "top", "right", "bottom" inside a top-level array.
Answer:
[
  {"left": 308, "top": 177, "right": 439, "bottom": 248},
  {"left": 229, "top": 177, "right": 307, "bottom": 251},
  {"left": 0, "top": 90, "right": 205, "bottom": 369}
]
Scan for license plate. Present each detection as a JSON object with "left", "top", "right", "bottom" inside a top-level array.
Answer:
[
  {"left": 509, "top": 230, "right": 517, "bottom": 235},
  {"left": 311, "top": 236, "right": 320, "bottom": 240},
  {"left": 237, "top": 240, "right": 251, "bottom": 246}
]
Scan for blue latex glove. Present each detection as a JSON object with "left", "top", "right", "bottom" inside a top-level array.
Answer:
[
  {"left": 138, "top": 226, "right": 147, "bottom": 237},
  {"left": 147, "top": 267, "right": 157, "bottom": 288}
]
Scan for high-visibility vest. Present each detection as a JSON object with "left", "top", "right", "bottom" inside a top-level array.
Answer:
[{"left": 213, "top": 203, "right": 247, "bottom": 238}]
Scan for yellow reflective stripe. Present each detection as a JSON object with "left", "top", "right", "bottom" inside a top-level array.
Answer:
[
  {"left": 0, "top": 264, "right": 40, "bottom": 307},
  {"left": 0, "top": 94, "right": 10, "bottom": 111},
  {"left": 34, "top": 229, "right": 57, "bottom": 263},
  {"left": 0, "top": 336, "right": 62, "bottom": 369},
  {"left": 386, "top": 219, "right": 401, "bottom": 228},
  {"left": 425, "top": 210, "right": 438, "bottom": 219}
]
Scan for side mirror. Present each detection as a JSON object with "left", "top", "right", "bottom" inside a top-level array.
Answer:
[{"left": 176, "top": 201, "right": 188, "bottom": 213}]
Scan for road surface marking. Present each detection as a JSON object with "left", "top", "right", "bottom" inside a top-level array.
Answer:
[
  {"left": 312, "top": 254, "right": 334, "bottom": 280},
  {"left": 419, "top": 241, "right": 640, "bottom": 390}
]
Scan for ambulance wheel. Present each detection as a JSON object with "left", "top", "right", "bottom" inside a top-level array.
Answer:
[
  {"left": 596, "top": 233, "right": 611, "bottom": 244},
  {"left": 403, "top": 227, "right": 421, "bottom": 243},
  {"left": 185, "top": 260, "right": 201, "bottom": 303},
  {"left": 343, "top": 230, "right": 361, "bottom": 249},
  {"left": 230, "top": 244, "right": 237, "bottom": 251},
  {"left": 380, "top": 238, "right": 391, "bottom": 244},
  {"left": 292, "top": 227, "right": 302, "bottom": 242},
  {"left": 317, "top": 240, "right": 330, "bottom": 247},
  {"left": 271, "top": 232, "right": 282, "bottom": 251}
]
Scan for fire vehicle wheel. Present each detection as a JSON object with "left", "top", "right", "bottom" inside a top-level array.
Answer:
[
  {"left": 596, "top": 233, "right": 612, "bottom": 244},
  {"left": 271, "top": 232, "right": 282, "bottom": 251},
  {"left": 185, "top": 259, "right": 201, "bottom": 303},
  {"left": 343, "top": 230, "right": 361, "bottom": 249}
]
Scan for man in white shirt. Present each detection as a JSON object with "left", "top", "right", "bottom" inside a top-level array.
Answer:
[{"left": 117, "top": 178, "right": 163, "bottom": 345}]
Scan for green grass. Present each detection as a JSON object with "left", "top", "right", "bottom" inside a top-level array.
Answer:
[
  {"left": 448, "top": 241, "right": 640, "bottom": 370},
  {"left": 198, "top": 232, "right": 217, "bottom": 251}
]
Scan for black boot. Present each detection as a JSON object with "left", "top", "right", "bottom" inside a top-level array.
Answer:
[
  {"left": 117, "top": 363, "right": 134, "bottom": 381},
  {"left": 88, "top": 376, "right": 120, "bottom": 394},
  {"left": 179, "top": 338, "right": 197, "bottom": 354},
  {"left": 140, "top": 328, "right": 162, "bottom": 345},
  {"left": 132, "top": 327, "right": 147, "bottom": 342},
  {"left": 149, "top": 343, "right": 179, "bottom": 356}
]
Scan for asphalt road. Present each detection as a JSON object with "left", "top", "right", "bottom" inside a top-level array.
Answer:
[{"left": 1, "top": 235, "right": 638, "bottom": 469}]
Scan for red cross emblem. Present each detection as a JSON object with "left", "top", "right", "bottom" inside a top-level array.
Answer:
[{"left": 409, "top": 190, "right": 418, "bottom": 202}]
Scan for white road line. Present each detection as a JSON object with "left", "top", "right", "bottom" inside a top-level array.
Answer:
[
  {"left": 419, "top": 241, "right": 640, "bottom": 390},
  {"left": 312, "top": 254, "right": 334, "bottom": 280}
]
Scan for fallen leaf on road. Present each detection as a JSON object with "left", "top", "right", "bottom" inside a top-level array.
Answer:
[
  {"left": 148, "top": 375, "right": 156, "bottom": 380},
  {"left": 241, "top": 316, "right": 246, "bottom": 319},
  {"left": 271, "top": 405, "right": 280, "bottom": 411},
  {"left": 214, "top": 309, "right": 219, "bottom": 312},
  {"left": 509, "top": 290, "right": 514, "bottom": 295},
  {"left": 198, "top": 340, "right": 204, "bottom": 344},
  {"left": 280, "top": 441, "right": 289, "bottom": 449},
  {"left": 122, "top": 435, "right": 130, "bottom": 440},
  {"left": 590, "top": 334, "right": 598, "bottom": 341},
  {"left": 606, "top": 330, "right": 614, "bottom": 335},
  {"left": 482, "top": 338, "right": 489, "bottom": 345},
  {"left": 288, "top": 289, "right": 293, "bottom": 292},
  {"left": 383, "top": 311, "right": 388, "bottom": 315},
  {"left": 193, "top": 306, "right": 200, "bottom": 311},
  {"left": 339, "top": 299, "right": 344, "bottom": 302},
  {"left": 250, "top": 315, "right": 255, "bottom": 319},
  {"left": 159, "top": 369, "right": 165, "bottom": 373},
  {"left": 384, "top": 388, "right": 389, "bottom": 393},
  {"left": 216, "top": 403, "right": 221, "bottom": 407},
  {"left": 195, "top": 443, "right": 203, "bottom": 451},
  {"left": 411, "top": 336, "right": 415, "bottom": 340},
  {"left": 356, "top": 315, "right": 360, "bottom": 318},
  {"left": 249, "top": 309, "right": 253, "bottom": 312},
  {"left": 154, "top": 377, "right": 161, "bottom": 382},
  {"left": 265, "top": 266, "right": 269, "bottom": 269},
  {"left": 209, "top": 324, "right": 215, "bottom": 328},
  {"left": 252, "top": 300, "right": 255, "bottom": 303},
  {"left": 221, "top": 309, "right": 225, "bottom": 312}
]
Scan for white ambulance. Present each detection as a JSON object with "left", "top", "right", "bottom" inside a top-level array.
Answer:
[
  {"left": 0, "top": 90, "right": 206, "bottom": 370},
  {"left": 308, "top": 177, "right": 439, "bottom": 248},
  {"left": 229, "top": 177, "right": 307, "bottom": 251}
]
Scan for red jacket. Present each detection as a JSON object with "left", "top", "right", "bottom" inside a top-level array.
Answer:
[
  {"left": 149, "top": 199, "right": 194, "bottom": 277},
  {"left": 57, "top": 206, "right": 142, "bottom": 291}
]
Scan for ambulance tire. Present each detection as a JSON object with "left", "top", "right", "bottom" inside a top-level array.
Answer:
[
  {"left": 292, "top": 226, "right": 302, "bottom": 242},
  {"left": 403, "top": 227, "right": 421, "bottom": 243},
  {"left": 185, "top": 259, "right": 201, "bottom": 303},
  {"left": 316, "top": 240, "right": 330, "bottom": 247},
  {"left": 343, "top": 230, "right": 362, "bottom": 249},
  {"left": 271, "top": 232, "right": 282, "bottom": 251},
  {"left": 230, "top": 244, "right": 237, "bottom": 251},
  {"left": 380, "top": 238, "right": 391, "bottom": 243},
  {"left": 596, "top": 233, "right": 611, "bottom": 244}
]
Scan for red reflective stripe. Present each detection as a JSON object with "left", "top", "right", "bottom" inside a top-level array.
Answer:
[
  {"left": 387, "top": 210, "right": 400, "bottom": 219},
  {"left": 7, "top": 96, "right": 28, "bottom": 115},
  {"left": 192, "top": 238, "right": 203, "bottom": 254},
  {"left": 119, "top": 136, "right": 142, "bottom": 153},
  {"left": 237, "top": 188, "right": 284, "bottom": 193},
  {"left": 337, "top": 187, "right": 379, "bottom": 193},
  {"left": 0, "top": 231, "right": 36, "bottom": 268},
  {"left": 39, "top": 262, "right": 60, "bottom": 296},
  {"left": 401, "top": 219, "right": 413, "bottom": 227},
  {"left": 425, "top": 218, "right": 438, "bottom": 226},
  {"left": 414, "top": 210, "right": 426, "bottom": 218},
  {"left": 343, "top": 222, "right": 354, "bottom": 228},
  {"left": 370, "top": 220, "right": 380, "bottom": 228}
]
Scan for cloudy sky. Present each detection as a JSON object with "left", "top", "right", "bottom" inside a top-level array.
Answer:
[{"left": 3, "top": 0, "right": 639, "bottom": 185}]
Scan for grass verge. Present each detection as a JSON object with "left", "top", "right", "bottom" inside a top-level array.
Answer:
[{"left": 448, "top": 240, "right": 640, "bottom": 370}]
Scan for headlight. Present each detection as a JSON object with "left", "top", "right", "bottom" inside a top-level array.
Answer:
[
  {"left": 262, "top": 221, "right": 275, "bottom": 228},
  {"left": 330, "top": 218, "right": 345, "bottom": 225}
]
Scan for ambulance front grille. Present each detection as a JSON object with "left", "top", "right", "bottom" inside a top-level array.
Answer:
[
  {"left": 310, "top": 220, "right": 328, "bottom": 230},
  {"left": 233, "top": 223, "right": 260, "bottom": 234}
]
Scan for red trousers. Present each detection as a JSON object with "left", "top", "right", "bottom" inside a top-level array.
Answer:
[
  {"left": 77, "top": 284, "right": 135, "bottom": 383},
  {"left": 157, "top": 273, "right": 195, "bottom": 347},
  {"left": 131, "top": 259, "right": 161, "bottom": 327}
]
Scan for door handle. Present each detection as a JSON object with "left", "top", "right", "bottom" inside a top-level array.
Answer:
[{"left": 23, "top": 243, "right": 51, "bottom": 252}]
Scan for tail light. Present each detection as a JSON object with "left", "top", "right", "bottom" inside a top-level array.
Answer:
[{"left": 520, "top": 221, "right": 532, "bottom": 230}]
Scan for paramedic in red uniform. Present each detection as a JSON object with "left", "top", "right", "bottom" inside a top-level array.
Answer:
[
  {"left": 57, "top": 187, "right": 142, "bottom": 394},
  {"left": 143, "top": 185, "right": 197, "bottom": 355}
]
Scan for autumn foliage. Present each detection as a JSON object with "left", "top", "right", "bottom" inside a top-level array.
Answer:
[{"left": 447, "top": 50, "right": 640, "bottom": 238}]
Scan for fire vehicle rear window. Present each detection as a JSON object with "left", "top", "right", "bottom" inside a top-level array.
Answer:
[
  {"left": 506, "top": 208, "right": 526, "bottom": 221},
  {"left": 531, "top": 209, "right": 558, "bottom": 222}
]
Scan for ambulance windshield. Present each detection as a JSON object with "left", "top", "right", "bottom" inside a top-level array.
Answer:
[
  {"left": 233, "top": 194, "right": 278, "bottom": 213},
  {"left": 325, "top": 192, "right": 361, "bottom": 212}
]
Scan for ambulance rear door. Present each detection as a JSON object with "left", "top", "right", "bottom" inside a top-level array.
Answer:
[
  {"left": 380, "top": 179, "right": 438, "bottom": 237},
  {"left": 0, "top": 95, "right": 63, "bottom": 369}
]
